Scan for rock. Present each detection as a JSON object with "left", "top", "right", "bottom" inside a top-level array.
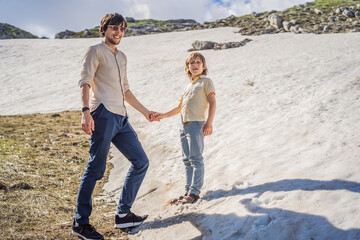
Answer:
[
  {"left": 268, "top": 14, "right": 284, "bottom": 29},
  {"left": 340, "top": 7, "right": 347, "bottom": 12},
  {"left": 343, "top": 9, "right": 355, "bottom": 17},
  {"left": 252, "top": 12, "right": 263, "bottom": 17},
  {"left": 0, "top": 182, "right": 7, "bottom": 190},
  {"left": 314, "top": 9, "right": 324, "bottom": 15},
  {"left": 10, "top": 182, "right": 33, "bottom": 190},
  {"left": 0, "top": 23, "right": 38, "bottom": 39},
  {"left": 189, "top": 39, "right": 252, "bottom": 51},
  {"left": 129, "top": 24, "right": 140, "bottom": 29},
  {"left": 191, "top": 41, "right": 216, "bottom": 50},
  {"left": 55, "top": 30, "right": 76, "bottom": 39},
  {"left": 226, "top": 15, "right": 236, "bottom": 21},
  {"left": 167, "top": 19, "right": 198, "bottom": 24},
  {"left": 83, "top": 29, "right": 91, "bottom": 37},
  {"left": 335, "top": 8, "right": 342, "bottom": 14},
  {"left": 283, "top": 21, "right": 292, "bottom": 31},
  {"left": 356, "top": 11, "right": 360, "bottom": 17},
  {"left": 328, "top": 16, "right": 339, "bottom": 22},
  {"left": 126, "top": 17, "right": 135, "bottom": 23},
  {"left": 260, "top": 28, "right": 275, "bottom": 34},
  {"left": 349, "top": 6, "right": 357, "bottom": 12},
  {"left": 323, "top": 25, "right": 331, "bottom": 32},
  {"left": 290, "top": 25, "right": 304, "bottom": 34}
]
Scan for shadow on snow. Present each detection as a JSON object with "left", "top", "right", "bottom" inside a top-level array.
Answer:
[
  {"left": 138, "top": 179, "right": 360, "bottom": 239},
  {"left": 203, "top": 178, "right": 360, "bottom": 199}
]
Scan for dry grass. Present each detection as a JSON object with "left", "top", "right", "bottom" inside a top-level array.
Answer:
[{"left": 0, "top": 111, "right": 130, "bottom": 239}]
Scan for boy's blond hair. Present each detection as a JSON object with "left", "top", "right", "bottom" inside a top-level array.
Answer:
[{"left": 185, "top": 52, "right": 208, "bottom": 79}]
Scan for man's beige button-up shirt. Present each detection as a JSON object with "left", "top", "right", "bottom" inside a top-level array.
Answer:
[{"left": 78, "top": 41, "right": 129, "bottom": 116}]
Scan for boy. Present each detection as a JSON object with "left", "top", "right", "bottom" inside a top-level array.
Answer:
[{"left": 157, "top": 52, "right": 216, "bottom": 204}]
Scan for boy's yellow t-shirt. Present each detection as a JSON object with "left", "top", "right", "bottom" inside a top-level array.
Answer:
[{"left": 180, "top": 76, "right": 215, "bottom": 123}]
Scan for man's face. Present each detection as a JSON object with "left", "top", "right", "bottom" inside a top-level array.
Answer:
[{"left": 104, "top": 24, "right": 126, "bottom": 46}]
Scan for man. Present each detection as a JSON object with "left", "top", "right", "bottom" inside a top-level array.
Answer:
[{"left": 72, "top": 13, "right": 156, "bottom": 240}]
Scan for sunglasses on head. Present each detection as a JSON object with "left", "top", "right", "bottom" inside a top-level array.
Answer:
[{"left": 108, "top": 25, "right": 126, "bottom": 32}]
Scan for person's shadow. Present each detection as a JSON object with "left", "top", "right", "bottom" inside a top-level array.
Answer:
[
  {"left": 137, "top": 179, "right": 360, "bottom": 239},
  {"left": 139, "top": 198, "right": 360, "bottom": 240},
  {"left": 202, "top": 178, "right": 360, "bottom": 200}
]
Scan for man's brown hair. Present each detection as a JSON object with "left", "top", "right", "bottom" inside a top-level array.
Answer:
[
  {"left": 100, "top": 13, "right": 128, "bottom": 36},
  {"left": 185, "top": 52, "right": 208, "bottom": 79}
]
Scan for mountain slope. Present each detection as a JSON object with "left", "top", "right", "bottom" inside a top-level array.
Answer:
[{"left": 0, "top": 23, "right": 38, "bottom": 39}]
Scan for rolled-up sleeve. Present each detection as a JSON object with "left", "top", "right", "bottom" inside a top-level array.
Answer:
[{"left": 78, "top": 46, "right": 99, "bottom": 88}]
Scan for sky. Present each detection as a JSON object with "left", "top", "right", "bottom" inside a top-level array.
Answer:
[{"left": 0, "top": 0, "right": 310, "bottom": 38}]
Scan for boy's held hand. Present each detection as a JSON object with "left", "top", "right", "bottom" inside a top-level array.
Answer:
[
  {"left": 203, "top": 122, "right": 213, "bottom": 136},
  {"left": 148, "top": 111, "right": 161, "bottom": 122}
]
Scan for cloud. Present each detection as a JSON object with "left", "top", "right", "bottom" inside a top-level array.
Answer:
[
  {"left": 24, "top": 24, "right": 52, "bottom": 38},
  {"left": 203, "top": 0, "right": 309, "bottom": 21}
]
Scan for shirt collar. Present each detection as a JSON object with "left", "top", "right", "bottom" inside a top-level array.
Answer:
[
  {"left": 101, "top": 41, "right": 118, "bottom": 54},
  {"left": 190, "top": 75, "right": 204, "bottom": 83}
]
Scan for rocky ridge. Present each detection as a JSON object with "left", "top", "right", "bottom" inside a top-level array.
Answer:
[
  {"left": 55, "top": 18, "right": 199, "bottom": 39},
  {"left": 0, "top": 23, "right": 38, "bottom": 39},
  {"left": 194, "top": 0, "right": 360, "bottom": 35},
  {"left": 2, "top": 0, "right": 360, "bottom": 40}
]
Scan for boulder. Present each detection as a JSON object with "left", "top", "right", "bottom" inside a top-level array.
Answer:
[
  {"left": 261, "top": 28, "right": 275, "bottom": 34},
  {"left": 189, "top": 39, "right": 252, "bottom": 51},
  {"left": 126, "top": 17, "right": 135, "bottom": 23},
  {"left": 55, "top": 30, "right": 76, "bottom": 39},
  {"left": 282, "top": 21, "right": 292, "bottom": 31},
  {"left": 290, "top": 25, "right": 304, "bottom": 34},
  {"left": 191, "top": 41, "right": 216, "bottom": 50},
  {"left": 349, "top": 6, "right": 357, "bottom": 12},
  {"left": 343, "top": 9, "right": 355, "bottom": 17},
  {"left": 268, "top": 14, "right": 284, "bottom": 29}
]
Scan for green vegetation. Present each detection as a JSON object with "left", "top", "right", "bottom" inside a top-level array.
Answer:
[
  {"left": 0, "top": 112, "right": 130, "bottom": 239},
  {"left": 0, "top": 23, "right": 38, "bottom": 39}
]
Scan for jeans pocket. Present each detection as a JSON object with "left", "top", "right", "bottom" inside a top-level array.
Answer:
[
  {"left": 91, "top": 104, "right": 105, "bottom": 120},
  {"left": 195, "top": 121, "right": 205, "bottom": 128}
]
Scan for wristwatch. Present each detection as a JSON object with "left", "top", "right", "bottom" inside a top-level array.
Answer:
[{"left": 82, "top": 107, "right": 90, "bottom": 112}]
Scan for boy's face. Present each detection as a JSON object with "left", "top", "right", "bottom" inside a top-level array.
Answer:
[
  {"left": 189, "top": 57, "right": 205, "bottom": 78},
  {"left": 104, "top": 23, "right": 126, "bottom": 46}
]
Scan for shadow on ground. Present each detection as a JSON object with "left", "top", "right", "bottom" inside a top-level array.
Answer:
[
  {"left": 137, "top": 179, "right": 360, "bottom": 239},
  {"left": 203, "top": 178, "right": 360, "bottom": 199},
  {"left": 140, "top": 197, "right": 360, "bottom": 240}
]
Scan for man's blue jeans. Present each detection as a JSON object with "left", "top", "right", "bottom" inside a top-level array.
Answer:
[
  {"left": 75, "top": 104, "right": 149, "bottom": 224},
  {"left": 180, "top": 121, "right": 205, "bottom": 195}
]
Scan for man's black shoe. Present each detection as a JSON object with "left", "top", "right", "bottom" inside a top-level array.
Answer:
[
  {"left": 72, "top": 220, "right": 104, "bottom": 240},
  {"left": 115, "top": 212, "right": 148, "bottom": 228}
]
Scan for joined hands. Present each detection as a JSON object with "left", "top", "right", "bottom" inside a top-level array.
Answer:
[{"left": 148, "top": 112, "right": 164, "bottom": 122}]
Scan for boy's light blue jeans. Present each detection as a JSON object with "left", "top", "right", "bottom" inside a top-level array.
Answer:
[
  {"left": 75, "top": 104, "right": 149, "bottom": 224},
  {"left": 180, "top": 121, "right": 205, "bottom": 195}
]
